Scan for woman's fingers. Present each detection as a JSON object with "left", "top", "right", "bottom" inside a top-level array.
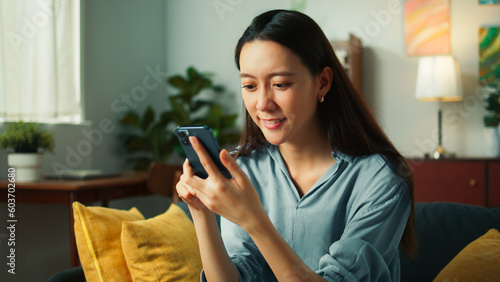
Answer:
[
  {"left": 220, "top": 149, "right": 248, "bottom": 185},
  {"left": 176, "top": 180, "right": 193, "bottom": 201},
  {"left": 180, "top": 159, "right": 194, "bottom": 194},
  {"left": 189, "top": 136, "right": 222, "bottom": 178},
  {"left": 179, "top": 159, "right": 200, "bottom": 197},
  {"left": 177, "top": 168, "right": 207, "bottom": 210},
  {"left": 180, "top": 140, "right": 256, "bottom": 218},
  {"left": 183, "top": 158, "right": 194, "bottom": 177}
]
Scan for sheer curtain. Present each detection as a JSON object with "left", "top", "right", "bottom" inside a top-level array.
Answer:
[{"left": 0, "top": 0, "right": 81, "bottom": 123}]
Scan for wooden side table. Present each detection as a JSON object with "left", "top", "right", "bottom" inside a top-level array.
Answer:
[
  {"left": 409, "top": 158, "right": 500, "bottom": 207},
  {"left": 0, "top": 172, "right": 149, "bottom": 267}
]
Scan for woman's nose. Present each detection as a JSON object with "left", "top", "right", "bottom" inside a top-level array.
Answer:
[{"left": 256, "top": 88, "right": 276, "bottom": 111}]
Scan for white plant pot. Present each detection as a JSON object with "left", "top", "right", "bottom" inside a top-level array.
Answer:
[
  {"left": 484, "top": 127, "right": 500, "bottom": 158},
  {"left": 7, "top": 153, "right": 44, "bottom": 182}
]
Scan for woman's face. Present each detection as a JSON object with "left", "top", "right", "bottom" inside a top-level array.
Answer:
[{"left": 239, "top": 40, "right": 328, "bottom": 146}]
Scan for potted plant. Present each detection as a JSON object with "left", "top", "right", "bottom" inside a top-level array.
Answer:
[
  {"left": 0, "top": 121, "right": 55, "bottom": 182},
  {"left": 119, "top": 66, "right": 240, "bottom": 171},
  {"left": 483, "top": 82, "right": 500, "bottom": 157}
]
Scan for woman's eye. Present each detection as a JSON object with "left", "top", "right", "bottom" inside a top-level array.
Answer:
[
  {"left": 242, "top": 84, "right": 256, "bottom": 91},
  {"left": 274, "top": 83, "right": 290, "bottom": 89}
]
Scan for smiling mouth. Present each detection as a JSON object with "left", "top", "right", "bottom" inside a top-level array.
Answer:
[
  {"left": 262, "top": 118, "right": 286, "bottom": 129},
  {"left": 263, "top": 118, "right": 285, "bottom": 124}
]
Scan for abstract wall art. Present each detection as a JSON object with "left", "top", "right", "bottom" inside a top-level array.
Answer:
[
  {"left": 479, "top": 26, "right": 500, "bottom": 83},
  {"left": 479, "top": 0, "right": 500, "bottom": 5},
  {"left": 404, "top": 0, "right": 451, "bottom": 56}
]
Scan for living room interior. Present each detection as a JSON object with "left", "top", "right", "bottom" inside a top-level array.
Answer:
[{"left": 0, "top": 0, "right": 499, "bottom": 281}]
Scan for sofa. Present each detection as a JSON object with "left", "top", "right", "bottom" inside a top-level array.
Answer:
[
  {"left": 47, "top": 201, "right": 500, "bottom": 282},
  {"left": 400, "top": 202, "right": 500, "bottom": 281}
]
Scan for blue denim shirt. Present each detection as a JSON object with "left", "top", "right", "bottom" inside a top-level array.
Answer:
[{"left": 202, "top": 145, "right": 411, "bottom": 281}]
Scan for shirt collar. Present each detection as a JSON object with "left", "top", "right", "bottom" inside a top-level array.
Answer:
[
  {"left": 332, "top": 149, "right": 354, "bottom": 163},
  {"left": 265, "top": 144, "right": 354, "bottom": 164}
]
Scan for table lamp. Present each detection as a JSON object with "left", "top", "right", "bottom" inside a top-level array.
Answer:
[{"left": 415, "top": 56, "right": 463, "bottom": 159}]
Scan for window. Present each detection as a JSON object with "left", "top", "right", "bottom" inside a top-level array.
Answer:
[{"left": 0, "top": 0, "right": 82, "bottom": 123}]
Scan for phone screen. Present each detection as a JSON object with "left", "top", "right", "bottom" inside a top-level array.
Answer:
[{"left": 175, "top": 125, "right": 232, "bottom": 179}]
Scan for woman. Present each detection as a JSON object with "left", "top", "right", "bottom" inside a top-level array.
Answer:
[{"left": 176, "top": 9, "right": 416, "bottom": 281}]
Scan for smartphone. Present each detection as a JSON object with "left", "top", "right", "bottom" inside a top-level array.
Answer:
[{"left": 175, "top": 125, "right": 232, "bottom": 179}]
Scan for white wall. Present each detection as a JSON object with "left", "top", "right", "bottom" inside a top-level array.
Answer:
[
  {"left": 165, "top": 0, "right": 500, "bottom": 158},
  {"left": 84, "top": 0, "right": 168, "bottom": 172}
]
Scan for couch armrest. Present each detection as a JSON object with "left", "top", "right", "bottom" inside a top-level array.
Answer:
[
  {"left": 47, "top": 266, "right": 85, "bottom": 282},
  {"left": 400, "top": 202, "right": 500, "bottom": 282}
]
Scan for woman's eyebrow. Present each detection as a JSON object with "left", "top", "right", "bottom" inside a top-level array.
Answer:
[
  {"left": 240, "top": 73, "right": 256, "bottom": 79},
  {"left": 240, "top": 72, "right": 296, "bottom": 79},
  {"left": 268, "top": 72, "right": 295, "bottom": 78}
]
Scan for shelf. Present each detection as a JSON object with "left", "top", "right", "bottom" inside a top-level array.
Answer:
[{"left": 331, "top": 34, "right": 363, "bottom": 96}]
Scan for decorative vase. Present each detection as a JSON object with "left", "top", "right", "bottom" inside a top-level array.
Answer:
[
  {"left": 7, "top": 153, "right": 44, "bottom": 182},
  {"left": 484, "top": 126, "right": 500, "bottom": 158}
]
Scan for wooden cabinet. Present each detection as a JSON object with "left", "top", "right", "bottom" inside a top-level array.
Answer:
[
  {"left": 409, "top": 159, "right": 500, "bottom": 207},
  {"left": 331, "top": 34, "right": 363, "bottom": 96},
  {"left": 488, "top": 162, "right": 500, "bottom": 207}
]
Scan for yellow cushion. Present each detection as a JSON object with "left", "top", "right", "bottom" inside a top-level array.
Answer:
[
  {"left": 121, "top": 203, "right": 203, "bottom": 281},
  {"left": 434, "top": 228, "right": 500, "bottom": 281},
  {"left": 73, "top": 201, "right": 144, "bottom": 282}
]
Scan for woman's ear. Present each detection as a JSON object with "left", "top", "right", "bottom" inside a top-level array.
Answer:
[{"left": 317, "top": 66, "right": 333, "bottom": 99}]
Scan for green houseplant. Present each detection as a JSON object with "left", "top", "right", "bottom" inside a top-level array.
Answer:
[
  {"left": 483, "top": 82, "right": 500, "bottom": 157},
  {"left": 484, "top": 82, "right": 500, "bottom": 127},
  {"left": 120, "top": 66, "right": 240, "bottom": 170},
  {"left": 0, "top": 121, "right": 55, "bottom": 182}
]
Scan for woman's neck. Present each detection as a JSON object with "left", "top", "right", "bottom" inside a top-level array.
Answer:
[
  {"left": 278, "top": 136, "right": 333, "bottom": 168},
  {"left": 277, "top": 134, "right": 336, "bottom": 196},
  {"left": 277, "top": 120, "right": 332, "bottom": 165}
]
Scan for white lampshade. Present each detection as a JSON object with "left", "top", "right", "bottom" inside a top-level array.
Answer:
[{"left": 415, "top": 56, "right": 463, "bottom": 102}]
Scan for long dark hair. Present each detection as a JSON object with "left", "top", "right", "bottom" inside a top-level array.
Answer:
[{"left": 234, "top": 9, "right": 417, "bottom": 257}]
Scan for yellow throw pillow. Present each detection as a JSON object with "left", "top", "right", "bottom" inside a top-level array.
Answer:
[
  {"left": 434, "top": 228, "right": 500, "bottom": 281},
  {"left": 121, "top": 203, "right": 203, "bottom": 282},
  {"left": 73, "top": 201, "right": 144, "bottom": 282}
]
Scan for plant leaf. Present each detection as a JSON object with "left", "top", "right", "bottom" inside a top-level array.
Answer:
[
  {"left": 192, "top": 100, "right": 214, "bottom": 112},
  {"left": 221, "top": 114, "right": 239, "bottom": 128},
  {"left": 141, "top": 106, "right": 155, "bottom": 131},
  {"left": 190, "top": 77, "right": 212, "bottom": 96},
  {"left": 120, "top": 112, "right": 141, "bottom": 128},
  {"left": 125, "top": 136, "right": 151, "bottom": 153},
  {"left": 168, "top": 75, "right": 189, "bottom": 92},
  {"left": 150, "top": 128, "right": 168, "bottom": 162},
  {"left": 212, "top": 84, "right": 225, "bottom": 93},
  {"left": 153, "top": 111, "right": 174, "bottom": 129},
  {"left": 0, "top": 121, "right": 54, "bottom": 152},
  {"left": 187, "top": 66, "right": 200, "bottom": 80},
  {"left": 170, "top": 96, "right": 190, "bottom": 125}
]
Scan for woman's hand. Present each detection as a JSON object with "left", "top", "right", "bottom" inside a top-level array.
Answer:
[
  {"left": 177, "top": 136, "right": 266, "bottom": 229},
  {"left": 176, "top": 158, "right": 208, "bottom": 211}
]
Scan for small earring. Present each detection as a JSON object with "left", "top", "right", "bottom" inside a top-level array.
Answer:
[{"left": 318, "top": 96, "right": 325, "bottom": 103}]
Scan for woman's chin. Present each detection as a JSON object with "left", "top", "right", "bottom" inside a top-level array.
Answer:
[{"left": 261, "top": 133, "right": 286, "bottom": 146}]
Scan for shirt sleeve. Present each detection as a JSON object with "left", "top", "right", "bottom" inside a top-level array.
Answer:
[{"left": 317, "top": 181, "right": 411, "bottom": 281}]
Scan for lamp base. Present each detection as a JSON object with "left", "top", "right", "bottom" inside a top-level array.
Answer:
[{"left": 426, "top": 145, "right": 456, "bottom": 159}]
